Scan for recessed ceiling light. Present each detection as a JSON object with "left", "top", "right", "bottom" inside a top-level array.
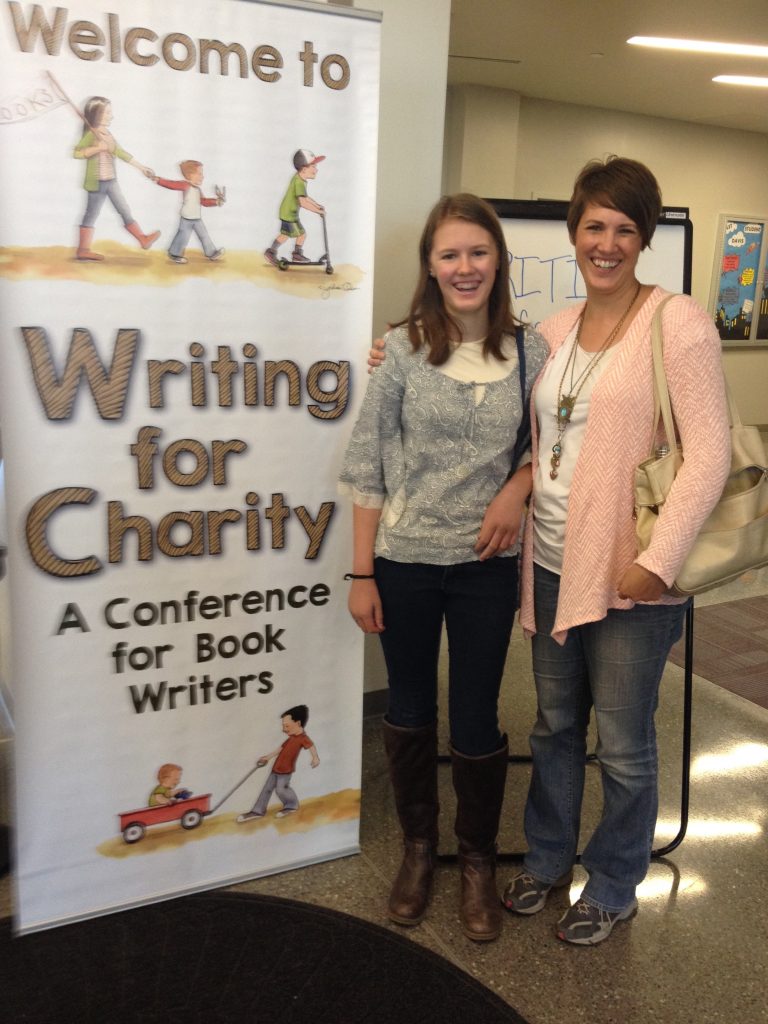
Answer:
[
  {"left": 714, "top": 75, "right": 768, "bottom": 87},
  {"left": 627, "top": 36, "right": 768, "bottom": 58}
]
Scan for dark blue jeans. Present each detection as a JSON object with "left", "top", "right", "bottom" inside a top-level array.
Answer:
[
  {"left": 374, "top": 556, "right": 519, "bottom": 757},
  {"left": 524, "top": 563, "right": 688, "bottom": 911}
]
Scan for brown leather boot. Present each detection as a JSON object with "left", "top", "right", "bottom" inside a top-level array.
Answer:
[
  {"left": 76, "top": 226, "right": 103, "bottom": 261},
  {"left": 387, "top": 838, "right": 436, "bottom": 925},
  {"left": 451, "top": 738, "right": 508, "bottom": 942},
  {"left": 456, "top": 849, "right": 501, "bottom": 942},
  {"left": 125, "top": 221, "right": 160, "bottom": 250},
  {"left": 382, "top": 719, "right": 439, "bottom": 926}
]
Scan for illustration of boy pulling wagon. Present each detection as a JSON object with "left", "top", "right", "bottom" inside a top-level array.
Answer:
[{"left": 119, "top": 761, "right": 257, "bottom": 844}]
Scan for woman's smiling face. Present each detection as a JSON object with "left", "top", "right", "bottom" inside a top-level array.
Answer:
[
  {"left": 428, "top": 218, "right": 499, "bottom": 328},
  {"left": 573, "top": 203, "right": 643, "bottom": 297}
]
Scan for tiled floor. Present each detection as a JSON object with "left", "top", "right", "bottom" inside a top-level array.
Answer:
[
  {"left": 2, "top": 569, "right": 767, "bottom": 1023},
  {"left": 668, "top": 594, "right": 768, "bottom": 709}
]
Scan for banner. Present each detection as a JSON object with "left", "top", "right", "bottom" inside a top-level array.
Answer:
[{"left": 0, "top": 0, "right": 380, "bottom": 932}]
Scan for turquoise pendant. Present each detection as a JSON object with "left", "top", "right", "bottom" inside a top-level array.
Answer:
[{"left": 557, "top": 395, "right": 575, "bottom": 425}]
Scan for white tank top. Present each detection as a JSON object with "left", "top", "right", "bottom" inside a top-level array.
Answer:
[{"left": 533, "top": 326, "right": 616, "bottom": 573}]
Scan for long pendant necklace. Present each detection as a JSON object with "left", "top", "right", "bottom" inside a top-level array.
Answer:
[{"left": 550, "top": 282, "right": 641, "bottom": 480}]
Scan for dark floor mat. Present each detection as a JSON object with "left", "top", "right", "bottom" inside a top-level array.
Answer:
[{"left": 0, "top": 889, "right": 528, "bottom": 1024}]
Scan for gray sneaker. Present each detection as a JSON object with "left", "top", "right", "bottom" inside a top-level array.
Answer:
[
  {"left": 291, "top": 251, "right": 311, "bottom": 263},
  {"left": 503, "top": 869, "right": 574, "bottom": 915},
  {"left": 556, "top": 897, "right": 638, "bottom": 945}
]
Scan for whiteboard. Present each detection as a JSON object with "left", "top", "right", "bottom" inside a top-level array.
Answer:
[{"left": 488, "top": 199, "right": 692, "bottom": 330}]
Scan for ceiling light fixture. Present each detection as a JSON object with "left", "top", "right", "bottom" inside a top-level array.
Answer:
[
  {"left": 627, "top": 36, "right": 768, "bottom": 58},
  {"left": 714, "top": 74, "right": 768, "bottom": 88}
]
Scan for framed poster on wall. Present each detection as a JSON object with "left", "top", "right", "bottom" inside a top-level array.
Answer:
[{"left": 709, "top": 214, "right": 768, "bottom": 346}]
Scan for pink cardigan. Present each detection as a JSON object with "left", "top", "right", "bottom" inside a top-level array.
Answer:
[{"left": 520, "top": 287, "right": 731, "bottom": 643}]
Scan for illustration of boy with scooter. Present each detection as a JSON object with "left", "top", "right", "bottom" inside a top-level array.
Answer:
[
  {"left": 237, "top": 705, "right": 319, "bottom": 822},
  {"left": 264, "top": 150, "right": 325, "bottom": 267}
]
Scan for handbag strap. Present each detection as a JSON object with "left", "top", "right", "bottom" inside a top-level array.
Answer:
[
  {"left": 649, "top": 295, "right": 677, "bottom": 454},
  {"left": 516, "top": 322, "right": 526, "bottom": 399},
  {"left": 650, "top": 295, "right": 739, "bottom": 455},
  {"left": 508, "top": 324, "right": 530, "bottom": 476}
]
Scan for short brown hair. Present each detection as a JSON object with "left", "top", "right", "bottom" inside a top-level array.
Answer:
[
  {"left": 398, "top": 193, "right": 518, "bottom": 366},
  {"left": 566, "top": 156, "right": 662, "bottom": 250},
  {"left": 180, "top": 160, "right": 202, "bottom": 181},
  {"left": 157, "top": 763, "right": 182, "bottom": 783}
]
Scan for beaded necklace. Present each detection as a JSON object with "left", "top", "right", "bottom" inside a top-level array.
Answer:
[{"left": 549, "top": 282, "right": 641, "bottom": 480}]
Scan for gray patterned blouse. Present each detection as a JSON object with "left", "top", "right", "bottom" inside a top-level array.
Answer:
[{"left": 339, "top": 325, "right": 548, "bottom": 565}]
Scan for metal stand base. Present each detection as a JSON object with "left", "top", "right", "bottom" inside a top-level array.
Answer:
[
  {"left": 0, "top": 824, "right": 9, "bottom": 878},
  {"left": 437, "top": 601, "right": 694, "bottom": 864}
]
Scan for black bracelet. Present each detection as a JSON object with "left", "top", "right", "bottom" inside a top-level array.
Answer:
[{"left": 344, "top": 572, "right": 375, "bottom": 580}]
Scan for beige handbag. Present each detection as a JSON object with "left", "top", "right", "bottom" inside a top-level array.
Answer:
[{"left": 634, "top": 296, "right": 768, "bottom": 597}]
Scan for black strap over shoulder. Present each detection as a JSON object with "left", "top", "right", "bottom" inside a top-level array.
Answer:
[{"left": 508, "top": 324, "right": 531, "bottom": 476}]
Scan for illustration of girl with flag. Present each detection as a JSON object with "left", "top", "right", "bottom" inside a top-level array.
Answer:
[{"left": 73, "top": 95, "right": 159, "bottom": 261}]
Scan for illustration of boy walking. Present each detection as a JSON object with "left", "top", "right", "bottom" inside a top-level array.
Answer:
[
  {"left": 155, "top": 160, "right": 225, "bottom": 264},
  {"left": 264, "top": 149, "right": 325, "bottom": 266},
  {"left": 237, "top": 705, "right": 319, "bottom": 821}
]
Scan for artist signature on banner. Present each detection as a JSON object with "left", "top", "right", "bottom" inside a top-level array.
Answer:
[{"left": 319, "top": 281, "right": 359, "bottom": 300}]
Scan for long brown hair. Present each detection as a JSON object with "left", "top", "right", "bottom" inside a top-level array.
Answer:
[
  {"left": 396, "top": 193, "right": 519, "bottom": 366},
  {"left": 83, "top": 96, "right": 110, "bottom": 131}
]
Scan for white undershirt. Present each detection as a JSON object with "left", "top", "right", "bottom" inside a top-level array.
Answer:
[
  {"left": 533, "top": 325, "right": 616, "bottom": 573},
  {"left": 180, "top": 185, "right": 203, "bottom": 219},
  {"left": 438, "top": 336, "right": 518, "bottom": 405}
]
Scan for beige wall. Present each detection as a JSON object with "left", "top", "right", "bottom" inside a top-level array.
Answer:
[
  {"left": 444, "top": 85, "right": 520, "bottom": 196},
  {"left": 447, "top": 87, "right": 768, "bottom": 425},
  {"left": 370, "top": 0, "right": 451, "bottom": 334}
]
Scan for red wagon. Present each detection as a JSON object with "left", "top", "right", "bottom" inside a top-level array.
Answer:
[
  {"left": 119, "top": 794, "right": 212, "bottom": 844},
  {"left": 117, "top": 763, "right": 264, "bottom": 843}
]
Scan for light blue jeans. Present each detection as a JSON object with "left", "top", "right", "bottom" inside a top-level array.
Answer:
[
  {"left": 81, "top": 180, "right": 133, "bottom": 227},
  {"left": 169, "top": 216, "right": 217, "bottom": 258},
  {"left": 524, "top": 563, "right": 687, "bottom": 911}
]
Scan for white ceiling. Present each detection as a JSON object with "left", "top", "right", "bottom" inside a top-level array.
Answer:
[{"left": 448, "top": 0, "right": 768, "bottom": 135}]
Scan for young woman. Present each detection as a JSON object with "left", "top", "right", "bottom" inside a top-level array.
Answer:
[
  {"left": 502, "top": 156, "right": 731, "bottom": 945},
  {"left": 340, "top": 194, "right": 547, "bottom": 941},
  {"left": 73, "top": 96, "right": 159, "bottom": 261}
]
